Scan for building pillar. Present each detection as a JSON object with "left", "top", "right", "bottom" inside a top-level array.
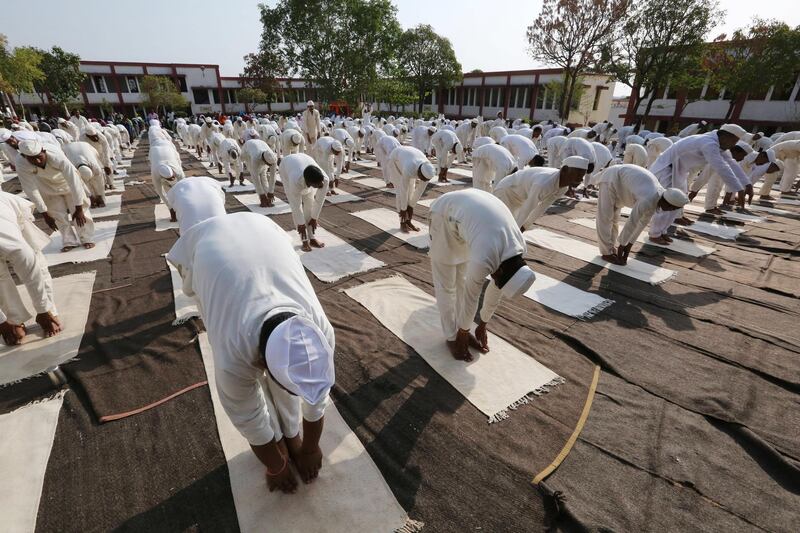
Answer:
[
  {"left": 624, "top": 85, "right": 639, "bottom": 125},
  {"left": 478, "top": 76, "right": 485, "bottom": 117},
  {"left": 215, "top": 66, "right": 226, "bottom": 114},
  {"left": 458, "top": 86, "right": 463, "bottom": 118},
  {"left": 110, "top": 65, "right": 124, "bottom": 108},
  {"left": 529, "top": 74, "right": 540, "bottom": 121},
  {"left": 503, "top": 74, "right": 511, "bottom": 118}
]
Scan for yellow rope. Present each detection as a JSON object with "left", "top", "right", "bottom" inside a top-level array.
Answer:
[{"left": 532, "top": 365, "right": 601, "bottom": 485}]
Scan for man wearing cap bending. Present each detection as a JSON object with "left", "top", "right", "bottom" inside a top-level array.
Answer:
[
  {"left": 242, "top": 138, "right": 279, "bottom": 207},
  {"left": 594, "top": 164, "right": 688, "bottom": 265},
  {"left": 471, "top": 143, "right": 518, "bottom": 192},
  {"left": 494, "top": 156, "right": 589, "bottom": 233},
  {"left": 63, "top": 141, "right": 107, "bottom": 208},
  {"left": 149, "top": 137, "right": 185, "bottom": 222},
  {"left": 309, "top": 136, "right": 343, "bottom": 194},
  {"left": 0, "top": 191, "right": 61, "bottom": 345},
  {"left": 167, "top": 210, "right": 335, "bottom": 494},
  {"left": 429, "top": 189, "right": 536, "bottom": 361},
  {"left": 15, "top": 139, "right": 95, "bottom": 251},
  {"left": 302, "top": 101, "right": 322, "bottom": 149},
  {"left": 388, "top": 146, "right": 436, "bottom": 233},
  {"left": 79, "top": 124, "right": 114, "bottom": 189},
  {"left": 280, "top": 128, "right": 306, "bottom": 156},
  {"left": 280, "top": 153, "right": 330, "bottom": 252},
  {"left": 647, "top": 124, "right": 752, "bottom": 245},
  {"left": 167, "top": 176, "right": 226, "bottom": 234}
]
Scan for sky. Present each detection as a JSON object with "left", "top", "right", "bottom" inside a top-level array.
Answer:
[{"left": 3, "top": 0, "right": 799, "bottom": 97}]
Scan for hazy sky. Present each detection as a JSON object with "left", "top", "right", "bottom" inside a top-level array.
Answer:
[{"left": 3, "top": 0, "right": 799, "bottom": 87}]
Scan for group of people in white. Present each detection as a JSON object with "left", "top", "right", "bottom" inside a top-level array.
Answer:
[{"left": 2, "top": 97, "right": 799, "bottom": 496}]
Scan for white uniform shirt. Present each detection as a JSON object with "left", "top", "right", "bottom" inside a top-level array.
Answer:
[
  {"left": 389, "top": 146, "right": 429, "bottom": 211},
  {"left": 650, "top": 132, "right": 749, "bottom": 191},
  {"left": 167, "top": 176, "right": 226, "bottom": 233},
  {"left": 15, "top": 148, "right": 86, "bottom": 213},
  {"left": 279, "top": 153, "right": 329, "bottom": 226},
  {"left": 500, "top": 134, "right": 539, "bottom": 168},
  {"left": 167, "top": 213, "right": 333, "bottom": 445},
  {"left": 493, "top": 167, "right": 565, "bottom": 228}
]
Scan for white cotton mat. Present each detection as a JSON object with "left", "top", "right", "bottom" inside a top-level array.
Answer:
[
  {"left": 287, "top": 227, "right": 385, "bottom": 283},
  {"left": 351, "top": 208, "right": 430, "bottom": 249},
  {"left": 417, "top": 198, "right": 438, "bottom": 209},
  {"left": 43, "top": 220, "right": 118, "bottom": 266},
  {"left": 449, "top": 168, "right": 473, "bottom": 178},
  {"left": 3, "top": 171, "right": 19, "bottom": 181},
  {"left": 223, "top": 183, "right": 256, "bottom": 193},
  {"left": 355, "top": 159, "right": 379, "bottom": 168},
  {"left": 353, "top": 177, "right": 395, "bottom": 193},
  {"left": 108, "top": 179, "right": 125, "bottom": 194},
  {"left": 569, "top": 218, "right": 715, "bottom": 257},
  {"left": 324, "top": 189, "right": 364, "bottom": 205},
  {"left": 0, "top": 391, "right": 65, "bottom": 533},
  {"left": 682, "top": 204, "right": 766, "bottom": 223},
  {"left": 523, "top": 228, "right": 676, "bottom": 285},
  {"left": 154, "top": 203, "right": 179, "bottom": 232},
  {"left": 430, "top": 178, "right": 466, "bottom": 187},
  {"left": 524, "top": 272, "right": 614, "bottom": 319},
  {"left": 91, "top": 194, "right": 122, "bottom": 219},
  {"left": 339, "top": 170, "right": 367, "bottom": 179},
  {"left": 618, "top": 207, "right": 746, "bottom": 240},
  {"left": 345, "top": 276, "right": 563, "bottom": 422},
  {"left": 0, "top": 272, "right": 96, "bottom": 385},
  {"left": 774, "top": 198, "right": 800, "bottom": 206},
  {"left": 167, "top": 261, "right": 200, "bottom": 324},
  {"left": 235, "top": 194, "right": 293, "bottom": 216},
  {"left": 197, "top": 333, "right": 419, "bottom": 533}
]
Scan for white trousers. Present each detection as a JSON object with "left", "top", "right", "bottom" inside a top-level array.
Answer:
[
  {"left": 430, "top": 259, "right": 466, "bottom": 342},
  {"left": 257, "top": 372, "right": 301, "bottom": 441},
  {"left": 759, "top": 171, "right": 779, "bottom": 197},
  {"left": 0, "top": 249, "right": 56, "bottom": 324},
  {"left": 472, "top": 159, "right": 495, "bottom": 192},
  {"left": 42, "top": 193, "right": 95, "bottom": 247},
  {"left": 779, "top": 158, "right": 798, "bottom": 192}
]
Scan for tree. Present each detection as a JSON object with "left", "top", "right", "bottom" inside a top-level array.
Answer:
[
  {"left": 527, "top": 0, "right": 630, "bottom": 121},
  {"left": 703, "top": 20, "right": 800, "bottom": 120},
  {"left": 372, "top": 78, "right": 417, "bottom": 113},
  {"left": 0, "top": 45, "right": 44, "bottom": 119},
  {"left": 598, "top": 0, "right": 720, "bottom": 124},
  {"left": 397, "top": 24, "right": 462, "bottom": 114},
  {"left": 238, "top": 87, "right": 267, "bottom": 113},
  {"left": 241, "top": 45, "right": 287, "bottom": 112},
  {"left": 255, "top": 0, "right": 402, "bottom": 105},
  {"left": 37, "top": 46, "right": 85, "bottom": 117},
  {"left": 140, "top": 75, "right": 188, "bottom": 116}
]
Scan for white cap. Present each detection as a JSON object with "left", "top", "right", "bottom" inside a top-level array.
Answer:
[
  {"left": 291, "top": 132, "right": 302, "bottom": 145},
  {"left": 205, "top": 117, "right": 213, "bottom": 124},
  {"left": 0, "top": 128, "right": 10, "bottom": 142},
  {"left": 765, "top": 148, "right": 778, "bottom": 164},
  {"left": 78, "top": 165, "right": 93, "bottom": 180},
  {"left": 419, "top": 161, "right": 436, "bottom": 180},
  {"left": 84, "top": 124, "right": 98, "bottom": 136},
  {"left": 149, "top": 119, "right": 160, "bottom": 127},
  {"left": 307, "top": 100, "right": 315, "bottom": 106},
  {"left": 157, "top": 163, "right": 174, "bottom": 179},
  {"left": 662, "top": 188, "right": 689, "bottom": 207},
  {"left": 58, "top": 118, "right": 67, "bottom": 124},
  {"left": 502, "top": 266, "right": 536, "bottom": 298},
  {"left": 330, "top": 140, "right": 343, "bottom": 153},
  {"left": 245, "top": 127, "right": 259, "bottom": 139},
  {"left": 562, "top": 156, "right": 589, "bottom": 170},
  {"left": 627, "top": 134, "right": 644, "bottom": 145},
  {"left": 720, "top": 123, "right": 747, "bottom": 139},
  {"left": 19, "top": 139, "right": 43, "bottom": 156},
  {"left": 265, "top": 316, "right": 334, "bottom": 405}
]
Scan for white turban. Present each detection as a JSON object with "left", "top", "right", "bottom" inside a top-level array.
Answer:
[
  {"left": 663, "top": 188, "right": 689, "bottom": 207},
  {"left": 205, "top": 117, "right": 213, "bottom": 124},
  {"left": 18, "top": 139, "right": 43, "bottom": 157},
  {"left": 84, "top": 125, "right": 98, "bottom": 136},
  {"left": 307, "top": 100, "right": 315, "bottom": 107},
  {"left": 330, "top": 140, "right": 343, "bottom": 154},
  {"left": 77, "top": 165, "right": 93, "bottom": 180},
  {"left": 265, "top": 316, "right": 334, "bottom": 405},
  {"left": 291, "top": 132, "right": 302, "bottom": 145},
  {"left": 562, "top": 156, "right": 589, "bottom": 170},
  {"left": 720, "top": 123, "right": 747, "bottom": 139},
  {"left": 157, "top": 163, "right": 174, "bottom": 179},
  {"left": 502, "top": 266, "right": 536, "bottom": 298},
  {"left": 149, "top": 119, "right": 160, "bottom": 127},
  {"left": 419, "top": 162, "right": 436, "bottom": 180}
]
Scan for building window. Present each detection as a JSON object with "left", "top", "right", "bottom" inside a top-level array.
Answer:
[
  {"left": 193, "top": 88, "right": 210, "bottom": 105},
  {"left": 593, "top": 86, "right": 603, "bottom": 111},
  {"left": 126, "top": 76, "right": 139, "bottom": 93},
  {"left": 769, "top": 78, "right": 797, "bottom": 101},
  {"left": 93, "top": 75, "right": 108, "bottom": 93},
  {"left": 226, "top": 89, "right": 238, "bottom": 104},
  {"left": 177, "top": 75, "right": 188, "bottom": 92},
  {"left": 212, "top": 89, "right": 221, "bottom": 104},
  {"left": 536, "top": 87, "right": 545, "bottom": 109},
  {"left": 509, "top": 87, "right": 529, "bottom": 109}
]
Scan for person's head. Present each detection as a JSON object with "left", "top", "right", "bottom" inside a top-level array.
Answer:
[
  {"left": 291, "top": 131, "right": 302, "bottom": 146},
  {"left": 158, "top": 163, "right": 175, "bottom": 180},
  {"left": 658, "top": 188, "right": 689, "bottom": 211},
  {"left": 19, "top": 139, "right": 46, "bottom": 166},
  {"left": 84, "top": 125, "right": 100, "bottom": 141},
  {"left": 303, "top": 164, "right": 326, "bottom": 188},
  {"left": 0, "top": 129, "right": 13, "bottom": 148},
  {"left": 228, "top": 149, "right": 238, "bottom": 160},
  {"left": 417, "top": 162, "right": 436, "bottom": 181},
  {"left": 427, "top": 127, "right": 435, "bottom": 137},
  {"left": 529, "top": 154, "right": 546, "bottom": 167},
  {"left": 77, "top": 165, "right": 93, "bottom": 181},
  {"left": 452, "top": 141, "right": 460, "bottom": 154},
  {"left": 718, "top": 123, "right": 746, "bottom": 150},
  {"left": 71, "top": 109, "right": 79, "bottom": 117},
  {"left": 261, "top": 149, "right": 277, "bottom": 166},
  {"left": 307, "top": 100, "right": 315, "bottom": 110},
  {"left": 698, "top": 120, "right": 709, "bottom": 133},
  {"left": 264, "top": 316, "right": 335, "bottom": 406},
  {"left": 470, "top": 119, "right": 478, "bottom": 129},
  {"left": 586, "top": 130, "right": 598, "bottom": 140},
  {"left": 559, "top": 156, "right": 589, "bottom": 186},
  {"left": 358, "top": 128, "right": 365, "bottom": 138},
  {"left": 532, "top": 126, "right": 542, "bottom": 138},
  {"left": 729, "top": 144, "right": 748, "bottom": 161},
  {"left": 330, "top": 140, "right": 343, "bottom": 155},
  {"left": 490, "top": 254, "right": 536, "bottom": 296},
  {"left": 587, "top": 162, "right": 595, "bottom": 174}
]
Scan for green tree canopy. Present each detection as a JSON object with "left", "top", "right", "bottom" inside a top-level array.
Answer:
[
  {"left": 38, "top": 46, "right": 85, "bottom": 117},
  {"left": 238, "top": 87, "right": 267, "bottom": 113},
  {"left": 140, "top": 75, "right": 188, "bottom": 115},
  {"left": 0, "top": 43, "right": 44, "bottom": 118},
  {"left": 256, "top": 0, "right": 402, "bottom": 105},
  {"left": 396, "top": 24, "right": 462, "bottom": 114}
]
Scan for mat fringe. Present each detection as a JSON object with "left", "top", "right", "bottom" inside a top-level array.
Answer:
[
  {"left": 2, "top": 389, "right": 67, "bottom": 415},
  {"left": 652, "top": 270, "right": 678, "bottom": 286},
  {"left": 394, "top": 518, "right": 425, "bottom": 533},
  {"left": 488, "top": 376, "right": 566, "bottom": 424},
  {"left": 172, "top": 313, "right": 200, "bottom": 326},
  {"left": 576, "top": 298, "right": 615, "bottom": 320}
]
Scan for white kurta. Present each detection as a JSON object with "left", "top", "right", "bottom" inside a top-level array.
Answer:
[
  {"left": 623, "top": 143, "right": 648, "bottom": 168},
  {"left": 309, "top": 137, "right": 342, "bottom": 181},
  {"left": 428, "top": 189, "right": 527, "bottom": 340},
  {"left": 500, "top": 134, "right": 539, "bottom": 169},
  {"left": 388, "top": 146, "right": 429, "bottom": 212},
  {"left": 411, "top": 126, "right": 434, "bottom": 155},
  {"left": 493, "top": 167, "right": 565, "bottom": 229},
  {"left": 279, "top": 153, "right": 329, "bottom": 230},
  {"left": 167, "top": 213, "right": 332, "bottom": 445},
  {"left": 0, "top": 192, "right": 55, "bottom": 324},
  {"left": 430, "top": 129, "right": 460, "bottom": 173},
  {"left": 79, "top": 131, "right": 113, "bottom": 170},
  {"left": 770, "top": 140, "right": 800, "bottom": 192},
  {"left": 217, "top": 138, "right": 243, "bottom": 179},
  {"left": 242, "top": 139, "right": 278, "bottom": 195},
  {"left": 595, "top": 165, "right": 664, "bottom": 255},
  {"left": 471, "top": 143, "right": 517, "bottom": 192},
  {"left": 376, "top": 135, "right": 401, "bottom": 184},
  {"left": 167, "top": 176, "right": 226, "bottom": 234},
  {"left": 302, "top": 108, "right": 322, "bottom": 145},
  {"left": 63, "top": 142, "right": 106, "bottom": 199},
  {"left": 149, "top": 143, "right": 185, "bottom": 208}
]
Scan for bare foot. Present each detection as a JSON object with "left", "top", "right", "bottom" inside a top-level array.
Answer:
[
  {"left": 674, "top": 216, "right": 694, "bottom": 226},
  {"left": 648, "top": 236, "right": 671, "bottom": 245},
  {"left": 387, "top": 183, "right": 395, "bottom": 188},
  {"left": 407, "top": 220, "right": 420, "bottom": 232},
  {"left": 601, "top": 253, "right": 625, "bottom": 265},
  {"left": 61, "top": 245, "right": 77, "bottom": 252},
  {"left": 400, "top": 222, "right": 410, "bottom": 234},
  {"left": 309, "top": 239, "right": 325, "bottom": 249},
  {"left": 83, "top": 242, "right": 96, "bottom": 249},
  {"left": 705, "top": 207, "right": 724, "bottom": 215},
  {"left": 259, "top": 194, "right": 271, "bottom": 208},
  {"left": 468, "top": 333, "right": 488, "bottom": 353},
  {"left": 760, "top": 195, "right": 774, "bottom": 201},
  {"left": 446, "top": 340, "right": 473, "bottom": 362},
  {"left": 301, "top": 242, "right": 312, "bottom": 252}
]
